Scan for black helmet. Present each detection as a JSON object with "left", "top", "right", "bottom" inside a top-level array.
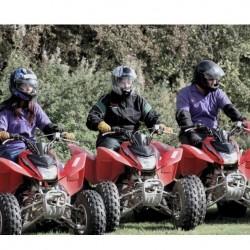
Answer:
[
  {"left": 10, "top": 68, "right": 38, "bottom": 100},
  {"left": 111, "top": 66, "right": 137, "bottom": 97},
  {"left": 193, "top": 60, "right": 225, "bottom": 92}
]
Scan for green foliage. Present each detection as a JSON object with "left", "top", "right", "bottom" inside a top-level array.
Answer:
[{"left": 0, "top": 25, "right": 250, "bottom": 155}]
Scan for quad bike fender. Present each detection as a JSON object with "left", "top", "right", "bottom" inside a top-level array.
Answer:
[
  {"left": 68, "top": 143, "right": 89, "bottom": 156},
  {"left": 239, "top": 148, "right": 250, "bottom": 180},
  {"left": 0, "top": 157, "right": 32, "bottom": 193},
  {"left": 86, "top": 147, "right": 128, "bottom": 184},
  {"left": 58, "top": 152, "right": 86, "bottom": 196},
  {"left": 157, "top": 148, "right": 183, "bottom": 186},
  {"left": 159, "top": 148, "right": 183, "bottom": 167},
  {"left": 177, "top": 144, "right": 214, "bottom": 177},
  {"left": 151, "top": 141, "right": 174, "bottom": 155}
]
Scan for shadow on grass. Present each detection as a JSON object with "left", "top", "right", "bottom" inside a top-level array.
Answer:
[
  {"left": 116, "top": 206, "right": 250, "bottom": 234},
  {"left": 204, "top": 206, "right": 250, "bottom": 225}
]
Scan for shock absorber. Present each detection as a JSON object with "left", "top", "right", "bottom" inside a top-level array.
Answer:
[{"left": 22, "top": 192, "right": 36, "bottom": 224}]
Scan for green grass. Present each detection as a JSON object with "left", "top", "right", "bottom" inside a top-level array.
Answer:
[
  {"left": 29, "top": 206, "right": 250, "bottom": 235},
  {"left": 109, "top": 206, "right": 250, "bottom": 235}
]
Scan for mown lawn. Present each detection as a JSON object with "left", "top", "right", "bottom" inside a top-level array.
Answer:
[
  {"left": 110, "top": 206, "right": 250, "bottom": 235},
  {"left": 20, "top": 206, "right": 250, "bottom": 250},
  {"left": 28, "top": 206, "right": 250, "bottom": 235}
]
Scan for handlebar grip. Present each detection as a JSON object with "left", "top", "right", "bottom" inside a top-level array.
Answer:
[{"left": 9, "top": 134, "right": 26, "bottom": 141}]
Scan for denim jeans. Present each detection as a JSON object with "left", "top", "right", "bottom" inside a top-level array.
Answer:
[{"left": 0, "top": 147, "right": 25, "bottom": 163}]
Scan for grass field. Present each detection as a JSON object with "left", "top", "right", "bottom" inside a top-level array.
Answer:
[
  {"left": 110, "top": 206, "right": 250, "bottom": 235},
  {"left": 19, "top": 206, "right": 250, "bottom": 250},
  {"left": 28, "top": 206, "right": 250, "bottom": 236}
]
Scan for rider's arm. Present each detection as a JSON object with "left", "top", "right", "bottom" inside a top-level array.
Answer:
[
  {"left": 176, "top": 88, "right": 194, "bottom": 128},
  {"left": 223, "top": 104, "right": 246, "bottom": 122},
  {"left": 137, "top": 95, "right": 160, "bottom": 129},
  {"left": 175, "top": 109, "right": 194, "bottom": 128},
  {"left": 86, "top": 96, "right": 107, "bottom": 131},
  {"left": 42, "top": 123, "right": 63, "bottom": 134}
]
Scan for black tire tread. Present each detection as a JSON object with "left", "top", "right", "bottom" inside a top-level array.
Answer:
[
  {"left": 75, "top": 189, "right": 106, "bottom": 235},
  {"left": 0, "top": 193, "right": 22, "bottom": 235},
  {"left": 185, "top": 175, "right": 207, "bottom": 225},
  {"left": 172, "top": 176, "right": 201, "bottom": 230},
  {"left": 96, "top": 181, "right": 120, "bottom": 232}
]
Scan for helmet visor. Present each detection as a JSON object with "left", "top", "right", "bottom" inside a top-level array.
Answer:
[
  {"left": 116, "top": 77, "right": 134, "bottom": 87},
  {"left": 203, "top": 67, "right": 225, "bottom": 80},
  {"left": 16, "top": 80, "right": 38, "bottom": 95}
]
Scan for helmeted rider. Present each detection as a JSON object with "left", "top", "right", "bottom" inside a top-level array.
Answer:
[
  {"left": 86, "top": 65, "right": 164, "bottom": 151},
  {"left": 176, "top": 60, "right": 250, "bottom": 147},
  {"left": 0, "top": 67, "right": 74, "bottom": 162}
]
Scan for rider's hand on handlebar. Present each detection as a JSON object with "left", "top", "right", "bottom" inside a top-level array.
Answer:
[
  {"left": 157, "top": 124, "right": 173, "bottom": 134},
  {"left": 63, "top": 132, "right": 75, "bottom": 140},
  {"left": 98, "top": 121, "right": 111, "bottom": 133},
  {"left": 0, "top": 131, "right": 10, "bottom": 141},
  {"left": 189, "top": 131, "right": 202, "bottom": 147}
]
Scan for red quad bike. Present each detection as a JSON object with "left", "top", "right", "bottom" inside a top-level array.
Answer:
[
  {"left": 71, "top": 125, "right": 206, "bottom": 231},
  {"left": 177, "top": 121, "right": 250, "bottom": 217},
  {"left": 0, "top": 132, "right": 106, "bottom": 235}
]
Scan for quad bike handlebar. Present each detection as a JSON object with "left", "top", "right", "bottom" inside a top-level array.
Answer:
[
  {"left": 102, "top": 125, "right": 175, "bottom": 146},
  {"left": 181, "top": 121, "right": 250, "bottom": 142},
  {"left": 103, "top": 125, "right": 175, "bottom": 137},
  {"left": 2, "top": 132, "right": 77, "bottom": 155}
]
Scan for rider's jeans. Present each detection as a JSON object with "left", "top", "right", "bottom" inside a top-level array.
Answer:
[{"left": 0, "top": 147, "right": 25, "bottom": 163}]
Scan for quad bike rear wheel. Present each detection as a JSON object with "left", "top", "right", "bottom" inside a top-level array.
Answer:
[
  {"left": 217, "top": 201, "right": 247, "bottom": 218},
  {"left": 73, "top": 190, "right": 106, "bottom": 235},
  {"left": 172, "top": 175, "right": 202, "bottom": 230},
  {"left": 0, "top": 193, "right": 22, "bottom": 235},
  {"left": 96, "top": 181, "right": 120, "bottom": 232}
]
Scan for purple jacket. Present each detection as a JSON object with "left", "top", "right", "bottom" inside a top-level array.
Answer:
[
  {"left": 176, "top": 84, "right": 231, "bottom": 128},
  {"left": 0, "top": 102, "right": 51, "bottom": 155}
]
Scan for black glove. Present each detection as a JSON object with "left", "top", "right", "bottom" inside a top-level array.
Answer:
[{"left": 188, "top": 132, "right": 203, "bottom": 147}]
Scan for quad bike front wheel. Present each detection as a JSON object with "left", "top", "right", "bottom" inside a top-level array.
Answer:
[
  {"left": 172, "top": 175, "right": 204, "bottom": 231},
  {"left": 73, "top": 190, "right": 106, "bottom": 235},
  {"left": 96, "top": 181, "right": 120, "bottom": 232},
  {"left": 185, "top": 175, "right": 206, "bottom": 225},
  {"left": 0, "top": 193, "right": 22, "bottom": 235}
]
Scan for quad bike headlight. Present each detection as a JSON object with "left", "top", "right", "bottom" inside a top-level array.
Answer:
[
  {"left": 137, "top": 156, "right": 156, "bottom": 170},
  {"left": 37, "top": 165, "right": 58, "bottom": 180},
  {"left": 219, "top": 151, "right": 238, "bottom": 164}
]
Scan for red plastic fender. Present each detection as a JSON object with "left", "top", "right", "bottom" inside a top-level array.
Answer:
[
  {"left": 159, "top": 148, "right": 183, "bottom": 167},
  {"left": 157, "top": 148, "right": 183, "bottom": 186},
  {"left": 68, "top": 144, "right": 87, "bottom": 156},
  {"left": 87, "top": 147, "right": 129, "bottom": 184},
  {"left": 0, "top": 158, "right": 32, "bottom": 193},
  {"left": 58, "top": 152, "right": 86, "bottom": 196},
  {"left": 177, "top": 144, "right": 214, "bottom": 177},
  {"left": 239, "top": 148, "right": 250, "bottom": 180}
]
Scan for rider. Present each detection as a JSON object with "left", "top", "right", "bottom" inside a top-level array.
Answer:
[
  {"left": 175, "top": 60, "right": 250, "bottom": 148},
  {"left": 0, "top": 67, "right": 75, "bottom": 162},
  {"left": 86, "top": 65, "right": 166, "bottom": 151}
]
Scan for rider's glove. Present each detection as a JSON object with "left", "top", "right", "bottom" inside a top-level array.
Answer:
[
  {"left": 0, "top": 131, "right": 10, "bottom": 141},
  {"left": 160, "top": 124, "right": 173, "bottom": 133},
  {"left": 188, "top": 132, "right": 202, "bottom": 147},
  {"left": 98, "top": 121, "right": 111, "bottom": 133},
  {"left": 157, "top": 124, "right": 173, "bottom": 135},
  {"left": 63, "top": 132, "right": 75, "bottom": 140}
]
